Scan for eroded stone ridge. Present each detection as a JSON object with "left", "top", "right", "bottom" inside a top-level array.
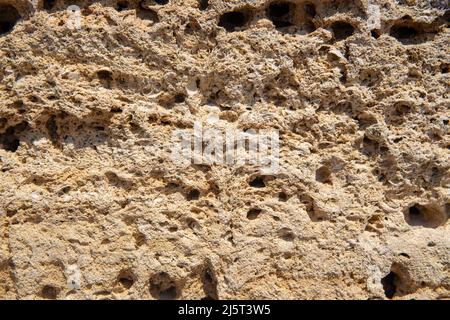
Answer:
[{"left": 0, "top": 0, "right": 449, "bottom": 299}]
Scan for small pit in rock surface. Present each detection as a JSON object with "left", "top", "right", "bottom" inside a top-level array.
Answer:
[
  {"left": 43, "top": 0, "right": 57, "bottom": 11},
  {"left": 218, "top": 10, "right": 251, "bottom": 32},
  {"left": 315, "top": 166, "right": 332, "bottom": 184},
  {"left": 404, "top": 203, "right": 448, "bottom": 228},
  {"left": 186, "top": 189, "right": 200, "bottom": 201},
  {"left": 0, "top": 5, "right": 21, "bottom": 36},
  {"left": 202, "top": 267, "right": 218, "bottom": 300},
  {"left": 97, "top": 70, "right": 113, "bottom": 81},
  {"left": 249, "top": 176, "right": 265, "bottom": 188},
  {"left": 117, "top": 269, "right": 135, "bottom": 290},
  {"left": 116, "top": 1, "right": 130, "bottom": 11},
  {"left": 149, "top": 272, "right": 178, "bottom": 300},
  {"left": 371, "top": 29, "right": 381, "bottom": 39},
  {"left": 390, "top": 25, "right": 419, "bottom": 44},
  {"left": 198, "top": 0, "right": 209, "bottom": 11},
  {"left": 266, "top": 1, "right": 295, "bottom": 28},
  {"left": 277, "top": 227, "right": 295, "bottom": 241},
  {"left": 41, "top": 285, "right": 58, "bottom": 299},
  {"left": 381, "top": 271, "right": 397, "bottom": 299},
  {"left": 247, "top": 208, "right": 262, "bottom": 220},
  {"left": 0, "top": 122, "right": 28, "bottom": 152},
  {"left": 330, "top": 21, "right": 355, "bottom": 41},
  {"left": 137, "top": 6, "right": 159, "bottom": 22},
  {"left": 278, "top": 192, "right": 288, "bottom": 202}
]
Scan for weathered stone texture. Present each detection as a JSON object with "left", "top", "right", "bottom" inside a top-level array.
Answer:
[{"left": 0, "top": 0, "right": 449, "bottom": 299}]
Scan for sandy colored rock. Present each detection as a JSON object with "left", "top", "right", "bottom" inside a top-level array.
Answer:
[{"left": 0, "top": 0, "right": 449, "bottom": 299}]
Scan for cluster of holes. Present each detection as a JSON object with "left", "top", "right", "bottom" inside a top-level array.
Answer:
[
  {"left": 360, "top": 69, "right": 381, "bottom": 87},
  {"left": 110, "top": 1, "right": 161, "bottom": 22},
  {"left": 0, "top": 4, "right": 21, "bottom": 36},
  {"left": 37, "top": 110, "right": 111, "bottom": 150},
  {"left": 219, "top": 2, "right": 318, "bottom": 33},
  {"left": 3, "top": 0, "right": 443, "bottom": 48}
]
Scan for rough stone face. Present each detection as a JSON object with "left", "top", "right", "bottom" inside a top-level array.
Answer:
[{"left": 0, "top": 0, "right": 449, "bottom": 300}]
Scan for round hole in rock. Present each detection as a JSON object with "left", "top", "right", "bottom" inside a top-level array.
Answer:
[
  {"left": 278, "top": 192, "right": 288, "bottom": 202},
  {"left": 266, "top": 1, "right": 295, "bottom": 28},
  {"left": 110, "top": 107, "right": 123, "bottom": 113},
  {"left": 218, "top": 10, "right": 250, "bottom": 32},
  {"left": 41, "top": 285, "right": 58, "bottom": 299},
  {"left": 246, "top": 208, "right": 262, "bottom": 220},
  {"left": 404, "top": 203, "right": 448, "bottom": 228},
  {"left": 138, "top": 2, "right": 160, "bottom": 22},
  {"left": 174, "top": 93, "right": 186, "bottom": 103},
  {"left": 0, "top": 4, "right": 21, "bottom": 36},
  {"left": 389, "top": 25, "right": 419, "bottom": 43},
  {"left": 97, "top": 70, "right": 113, "bottom": 81},
  {"left": 149, "top": 272, "right": 178, "bottom": 300},
  {"left": 249, "top": 176, "right": 265, "bottom": 188},
  {"left": 371, "top": 29, "right": 381, "bottom": 39},
  {"left": 330, "top": 21, "right": 355, "bottom": 41},
  {"left": 117, "top": 1, "right": 130, "bottom": 11},
  {"left": 117, "top": 270, "right": 135, "bottom": 290},
  {"left": 381, "top": 271, "right": 397, "bottom": 299},
  {"left": 154, "top": 0, "right": 169, "bottom": 5},
  {"left": 43, "top": 0, "right": 57, "bottom": 11},
  {"left": 198, "top": 0, "right": 209, "bottom": 11},
  {"left": 315, "top": 166, "right": 332, "bottom": 184},
  {"left": 0, "top": 122, "right": 28, "bottom": 152},
  {"left": 1, "top": 135, "right": 20, "bottom": 152},
  {"left": 277, "top": 227, "right": 295, "bottom": 241},
  {"left": 186, "top": 189, "right": 200, "bottom": 201}
]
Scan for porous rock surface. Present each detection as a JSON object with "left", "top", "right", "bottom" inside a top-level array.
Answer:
[{"left": 0, "top": 0, "right": 449, "bottom": 300}]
